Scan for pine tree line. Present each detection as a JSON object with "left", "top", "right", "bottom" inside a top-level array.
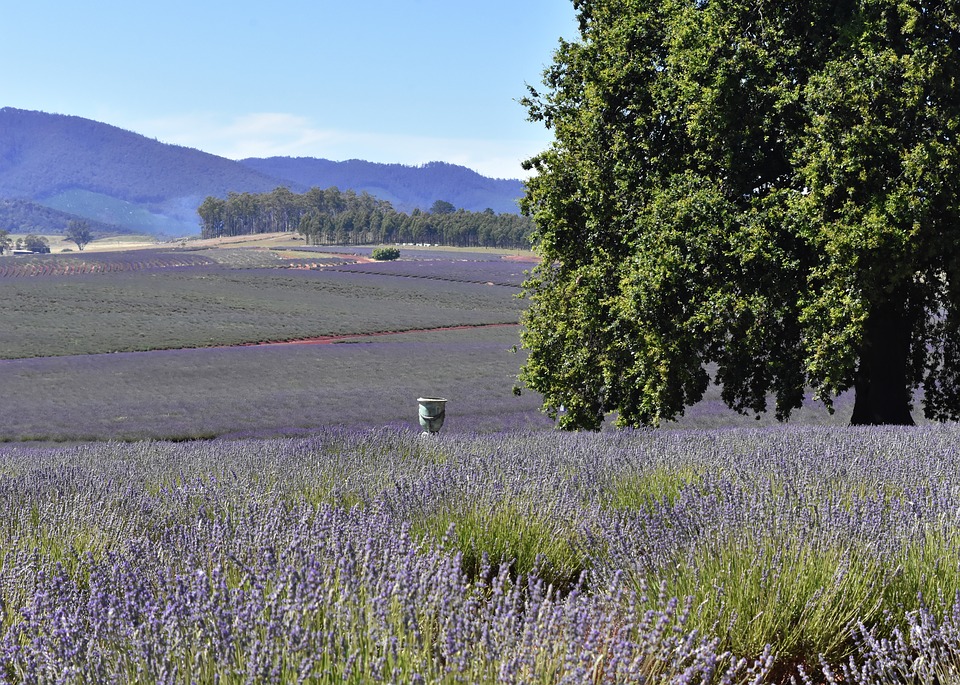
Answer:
[{"left": 197, "top": 187, "right": 532, "bottom": 248}]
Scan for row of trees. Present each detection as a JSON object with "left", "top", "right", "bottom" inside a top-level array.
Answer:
[
  {"left": 0, "top": 219, "right": 93, "bottom": 255},
  {"left": 0, "top": 221, "right": 93, "bottom": 254},
  {"left": 0, "top": 232, "right": 49, "bottom": 254},
  {"left": 197, "top": 187, "right": 533, "bottom": 249}
]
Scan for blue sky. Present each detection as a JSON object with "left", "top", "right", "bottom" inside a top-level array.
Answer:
[{"left": 2, "top": 1, "right": 577, "bottom": 179}]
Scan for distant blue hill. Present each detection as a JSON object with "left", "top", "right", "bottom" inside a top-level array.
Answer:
[
  {"left": 0, "top": 108, "right": 526, "bottom": 237},
  {"left": 239, "top": 157, "right": 524, "bottom": 215}
]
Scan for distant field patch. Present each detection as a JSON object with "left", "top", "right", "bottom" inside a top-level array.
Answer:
[
  {"left": 326, "top": 258, "right": 530, "bottom": 287},
  {"left": 0, "top": 246, "right": 539, "bottom": 441},
  {"left": 0, "top": 263, "right": 524, "bottom": 359},
  {"left": 0, "top": 249, "right": 215, "bottom": 277},
  {"left": 194, "top": 247, "right": 359, "bottom": 269},
  {"left": 0, "top": 326, "right": 543, "bottom": 441}
]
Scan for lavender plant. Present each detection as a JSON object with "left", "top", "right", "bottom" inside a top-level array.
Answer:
[{"left": 0, "top": 426, "right": 958, "bottom": 682}]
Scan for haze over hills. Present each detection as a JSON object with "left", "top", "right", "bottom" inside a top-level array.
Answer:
[{"left": 0, "top": 108, "right": 526, "bottom": 237}]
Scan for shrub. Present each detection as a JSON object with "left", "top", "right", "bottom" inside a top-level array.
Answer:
[{"left": 371, "top": 246, "right": 400, "bottom": 261}]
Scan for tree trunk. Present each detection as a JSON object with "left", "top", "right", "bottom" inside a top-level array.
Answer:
[{"left": 850, "top": 300, "right": 915, "bottom": 425}]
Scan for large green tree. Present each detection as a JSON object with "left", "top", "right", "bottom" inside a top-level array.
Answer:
[{"left": 519, "top": 0, "right": 960, "bottom": 429}]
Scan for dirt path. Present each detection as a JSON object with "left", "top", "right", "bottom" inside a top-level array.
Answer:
[{"left": 236, "top": 322, "right": 520, "bottom": 347}]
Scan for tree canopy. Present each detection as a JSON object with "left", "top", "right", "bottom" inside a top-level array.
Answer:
[
  {"left": 19, "top": 234, "right": 50, "bottom": 252},
  {"left": 65, "top": 219, "right": 93, "bottom": 250},
  {"left": 519, "top": 0, "right": 960, "bottom": 429}
]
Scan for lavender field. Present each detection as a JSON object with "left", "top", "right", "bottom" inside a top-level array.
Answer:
[
  {"left": 0, "top": 326, "right": 550, "bottom": 443},
  {"left": 3, "top": 244, "right": 958, "bottom": 683},
  {"left": 2, "top": 427, "right": 960, "bottom": 683},
  {"left": 325, "top": 259, "right": 530, "bottom": 287},
  {"left": 0, "top": 245, "right": 853, "bottom": 443},
  {"left": 0, "top": 264, "right": 523, "bottom": 360},
  {"left": 0, "top": 249, "right": 218, "bottom": 277},
  {"left": 0, "top": 246, "right": 540, "bottom": 443}
]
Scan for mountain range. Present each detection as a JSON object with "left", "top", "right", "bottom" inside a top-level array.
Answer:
[{"left": 0, "top": 107, "right": 526, "bottom": 237}]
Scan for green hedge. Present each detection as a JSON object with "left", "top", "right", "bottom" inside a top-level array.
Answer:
[{"left": 371, "top": 247, "right": 400, "bottom": 261}]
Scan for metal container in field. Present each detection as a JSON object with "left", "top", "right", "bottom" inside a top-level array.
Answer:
[{"left": 417, "top": 397, "right": 448, "bottom": 434}]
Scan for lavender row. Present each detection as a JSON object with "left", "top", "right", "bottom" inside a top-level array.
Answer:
[
  {"left": 0, "top": 249, "right": 217, "bottom": 277},
  {"left": 324, "top": 258, "right": 531, "bottom": 287},
  {"left": 287, "top": 246, "right": 522, "bottom": 262},
  {"left": 1, "top": 427, "right": 960, "bottom": 681}
]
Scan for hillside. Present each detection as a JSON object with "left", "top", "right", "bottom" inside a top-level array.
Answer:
[
  {"left": 0, "top": 198, "right": 124, "bottom": 237},
  {"left": 0, "top": 108, "right": 527, "bottom": 237},
  {"left": 0, "top": 108, "right": 284, "bottom": 235},
  {"left": 240, "top": 158, "right": 524, "bottom": 215}
]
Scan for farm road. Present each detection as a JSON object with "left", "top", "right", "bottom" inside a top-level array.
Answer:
[{"left": 238, "top": 322, "right": 521, "bottom": 348}]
